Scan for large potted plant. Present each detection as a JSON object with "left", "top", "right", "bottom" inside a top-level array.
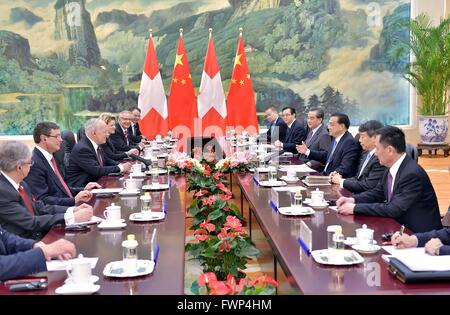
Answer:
[{"left": 405, "top": 13, "right": 449, "bottom": 144}]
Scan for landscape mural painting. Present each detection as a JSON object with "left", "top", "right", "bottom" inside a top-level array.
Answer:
[{"left": 0, "top": 0, "right": 410, "bottom": 135}]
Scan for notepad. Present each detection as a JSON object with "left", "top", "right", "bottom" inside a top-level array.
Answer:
[{"left": 382, "top": 246, "right": 450, "bottom": 272}]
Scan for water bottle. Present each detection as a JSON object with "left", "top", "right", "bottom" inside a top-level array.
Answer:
[
  {"left": 332, "top": 227, "right": 345, "bottom": 250},
  {"left": 122, "top": 234, "right": 138, "bottom": 274}
]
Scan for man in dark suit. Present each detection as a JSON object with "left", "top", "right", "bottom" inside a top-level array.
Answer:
[
  {"left": 299, "top": 113, "right": 360, "bottom": 177},
  {"left": 25, "top": 122, "right": 101, "bottom": 207},
  {"left": 110, "top": 111, "right": 141, "bottom": 152},
  {"left": 129, "top": 107, "right": 144, "bottom": 143},
  {"left": 263, "top": 106, "right": 287, "bottom": 143},
  {"left": 0, "top": 228, "right": 76, "bottom": 281},
  {"left": 99, "top": 113, "right": 139, "bottom": 161},
  {"left": 295, "top": 108, "right": 331, "bottom": 170},
  {"left": 392, "top": 227, "right": 450, "bottom": 256},
  {"left": 330, "top": 120, "right": 386, "bottom": 193},
  {"left": 67, "top": 118, "right": 132, "bottom": 187},
  {"left": 274, "top": 107, "right": 306, "bottom": 153},
  {"left": 0, "top": 141, "right": 93, "bottom": 240},
  {"left": 337, "top": 126, "right": 442, "bottom": 233}
]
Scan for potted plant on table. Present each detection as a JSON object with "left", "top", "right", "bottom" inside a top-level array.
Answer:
[{"left": 405, "top": 13, "right": 449, "bottom": 144}]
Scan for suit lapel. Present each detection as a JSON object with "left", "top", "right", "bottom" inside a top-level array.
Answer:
[
  {"left": 392, "top": 155, "right": 410, "bottom": 196},
  {"left": 328, "top": 131, "right": 348, "bottom": 164},
  {"left": 308, "top": 124, "right": 323, "bottom": 147},
  {"left": 34, "top": 148, "right": 66, "bottom": 195}
]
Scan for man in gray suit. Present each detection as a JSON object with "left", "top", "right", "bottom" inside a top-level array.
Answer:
[
  {"left": 0, "top": 141, "right": 93, "bottom": 240},
  {"left": 331, "top": 120, "right": 386, "bottom": 193},
  {"left": 295, "top": 108, "right": 331, "bottom": 170}
]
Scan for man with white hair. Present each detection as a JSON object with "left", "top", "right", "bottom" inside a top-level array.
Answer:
[
  {"left": 110, "top": 110, "right": 141, "bottom": 152},
  {"left": 0, "top": 141, "right": 93, "bottom": 240},
  {"left": 67, "top": 118, "right": 132, "bottom": 187}
]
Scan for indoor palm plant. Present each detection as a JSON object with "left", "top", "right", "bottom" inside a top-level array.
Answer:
[{"left": 405, "top": 13, "right": 449, "bottom": 143}]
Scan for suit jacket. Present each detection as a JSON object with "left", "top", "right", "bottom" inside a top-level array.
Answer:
[
  {"left": 267, "top": 117, "right": 287, "bottom": 143},
  {"left": 0, "top": 175, "right": 67, "bottom": 240},
  {"left": 24, "top": 148, "right": 83, "bottom": 206},
  {"left": 300, "top": 124, "right": 331, "bottom": 170},
  {"left": 0, "top": 227, "right": 47, "bottom": 281},
  {"left": 282, "top": 119, "right": 306, "bottom": 153},
  {"left": 128, "top": 122, "right": 142, "bottom": 143},
  {"left": 415, "top": 228, "right": 450, "bottom": 255},
  {"left": 110, "top": 122, "right": 138, "bottom": 152},
  {"left": 67, "top": 136, "right": 120, "bottom": 187},
  {"left": 342, "top": 152, "right": 386, "bottom": 193},
  {"left": 101, "top": 138, "right": 128, "bottom": 161},
  {"left": 308, "top": 131, "right": 361, "bottom": 177},
  {"left": 354, "top": 155, "right": 442, "bottom": 233}
]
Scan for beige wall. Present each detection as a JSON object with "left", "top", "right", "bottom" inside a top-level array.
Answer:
[{"left": 405, "top": 0, "right": 450, "bottom": 144}]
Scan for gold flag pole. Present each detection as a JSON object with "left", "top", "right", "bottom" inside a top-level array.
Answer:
[{"left": 179, "top": 28, "right": 183, "bottom": 37}]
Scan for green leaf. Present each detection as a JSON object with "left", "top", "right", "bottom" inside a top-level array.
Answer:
[{"left": 207, "top": 210, "right": 224, "bottom": 221}]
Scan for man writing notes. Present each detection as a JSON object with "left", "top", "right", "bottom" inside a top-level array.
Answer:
[
  {"left": 297, "top": 113, "right": 360, "bottom": 177},
  {"left": 0, "top": 141, "right": 93, "bottom": 240},
  {"left": 336, "top": 126, "right": 442, "bottom": 233},
  {"left": 274, "top": 107, "right": 306, "bottom": 153},
  {"left": 330, "top": 120, "right": 386, "bottom": 193}
]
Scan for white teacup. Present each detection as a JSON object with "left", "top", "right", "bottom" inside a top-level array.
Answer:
[
  {"left": 356, "top": 224, "right": 374, "bottom": 247},
  {"left": 123, "top": 178, "right": 140, "bottom": 190},
  {"left": 104, "top": 203, "right": 121, "bottom": 222},
  {"left": 66, "top": 254, "right": 92, "bottom": 285},
  {"left": 131, "top": 164, "right": 142, "bottom": 174},
  {"left": 287, "top": 169, "right": 297, "bottom": 179},
  {"left": 310, "top": 189, "right": 325, "bottom": 205}
]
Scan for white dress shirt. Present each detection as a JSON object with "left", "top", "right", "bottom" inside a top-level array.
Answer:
[
  {"left": 1, "top": 171, "right": 74, "bottom": 225},
  {"left": 388, "top": 153, "right": 407, "bottom": 193}
]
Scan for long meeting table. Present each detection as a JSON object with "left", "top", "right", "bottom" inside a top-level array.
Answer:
[{"left": 0, "top": 174, "right": 187, "bottom": 295}]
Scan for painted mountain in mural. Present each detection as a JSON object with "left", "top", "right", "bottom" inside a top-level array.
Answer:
[{"left": 0, "top": 0, "right": 410, "bottom": 135}]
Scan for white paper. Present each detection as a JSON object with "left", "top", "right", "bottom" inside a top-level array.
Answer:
[
  {"left": 91, "top": 188, "right": 122, "bottom": 194},
  {"left": 47, "top": 257, "right": 99, "bottom": 271},
  {"left": 67, "top": 216, "right": 103, "bottom": 226},
  {"left": 382, "top": 246, "right": 450, "bottom": 271},
  {"left": 272, "top": 186, "right": 306, "bottom": 192},
  {"left": 279, "top": 164, "right": 315, "bottom": 173}
]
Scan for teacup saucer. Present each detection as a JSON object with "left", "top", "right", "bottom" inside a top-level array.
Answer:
[
  {"left": 98, "top": 220, "right": 126, "bottom": 229},
  {"left": 308, "top": 202, "right": 329, "bottom": 209},
  {"left": 129, "top": 172, "right": 146, "bottom": 178},
  {"left": 280, "top": 176, "right": 299, "bottom": 184},
  {"left": 55, "top": 283, "right": 100, "bottom": 295},
  {"left": 64, "top": 275, "right": 99, "bottom": 285},
  {"left": 119, "top": 189, "right": 140, "bottom": 196},
  {"left": 352, "top": 244, "right": 381, "bottom": 254}
]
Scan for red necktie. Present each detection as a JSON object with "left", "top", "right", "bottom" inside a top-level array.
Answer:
[
  {"left": 96, "top": 147, "right": 104, "bottom": 166},
  {"left": 124, "top": 129, "right": 129, "bottom": 145},
  {"left": 51, "top": 157, "right": 73, "bottom": 198},
  {"left": 18, "top": 186, "right": 34, "bottom": 215}
]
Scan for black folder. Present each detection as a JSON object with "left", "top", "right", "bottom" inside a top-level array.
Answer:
[{"left": 387, "top": 257, "right": 450, "bottom": 283}]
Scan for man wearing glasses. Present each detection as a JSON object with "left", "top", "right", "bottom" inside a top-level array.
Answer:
[
  {"left": 263, "top": 106, "right": 287, "bottom": 143},
  {"left": 25, "top": 122, "right": 101, "bottom": 206},
  {"left": 109, "top": 111, "right": 141, "bottom": 152},
  {"left": 0, "top": 141, "right": 93, "bottom": 240},
  {"left": 274, "top": 107, "right": 306, "bottom": 153}
]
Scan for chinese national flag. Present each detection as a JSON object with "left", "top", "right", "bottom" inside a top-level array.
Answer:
[
  {"left": 226, "top": 32, "right": 259, "bottom": 135},
  {"left": 168, "top": 34, "right": 197, "bottom": 137},
  {"left": 138, "top": 33, "right": 168, "bottom": 138},
  {"left": 197, "top": 34, "right": 227, "bottom": 135}
]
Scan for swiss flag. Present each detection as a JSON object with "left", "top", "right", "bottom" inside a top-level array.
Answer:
[
  {"left": 168, "top": 33, "right": 198, "bottom": 138},
  {"left": 197, "top": 32, "right": 227, "bottom": 136},
  {"left": 138, "top": 32, "right": 168, "bottom": 139},
  {"left": 226, "top": 31, "right": 259, "bottom": 135}
]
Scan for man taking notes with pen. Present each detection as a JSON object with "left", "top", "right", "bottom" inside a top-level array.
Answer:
[{"left": 392, "top": 225, "right": 450, "bottom": 256}]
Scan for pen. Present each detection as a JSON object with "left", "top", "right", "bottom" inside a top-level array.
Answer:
[{"left": 400, "top": 225, "right": 405, "bottom": 236}]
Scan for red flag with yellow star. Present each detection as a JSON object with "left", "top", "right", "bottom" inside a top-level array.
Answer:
[
  {"left": 168, "top": 33, "right": 198, "bottom": 137},
  {"left": 226, "top": 32, "right": 259, "bottom": 135}
]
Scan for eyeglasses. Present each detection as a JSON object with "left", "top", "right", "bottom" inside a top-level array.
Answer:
[
  {"left": 23, "top": 161, "right": 34, "bottom": 167},
  {"left": 46, "top": 134, "right": 62, "bottom": 139}
]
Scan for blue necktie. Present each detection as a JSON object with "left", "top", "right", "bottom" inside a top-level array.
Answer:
[
  {"left": 324, "top": 139, "right": 337, "bottom": 172},
  {"left": 358, "top": 152, "right": 372, "bottom": 178}
]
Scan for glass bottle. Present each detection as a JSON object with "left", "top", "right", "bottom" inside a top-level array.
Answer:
[{"left": 332, "top": 227, "right": 345, "bottom": 250}]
